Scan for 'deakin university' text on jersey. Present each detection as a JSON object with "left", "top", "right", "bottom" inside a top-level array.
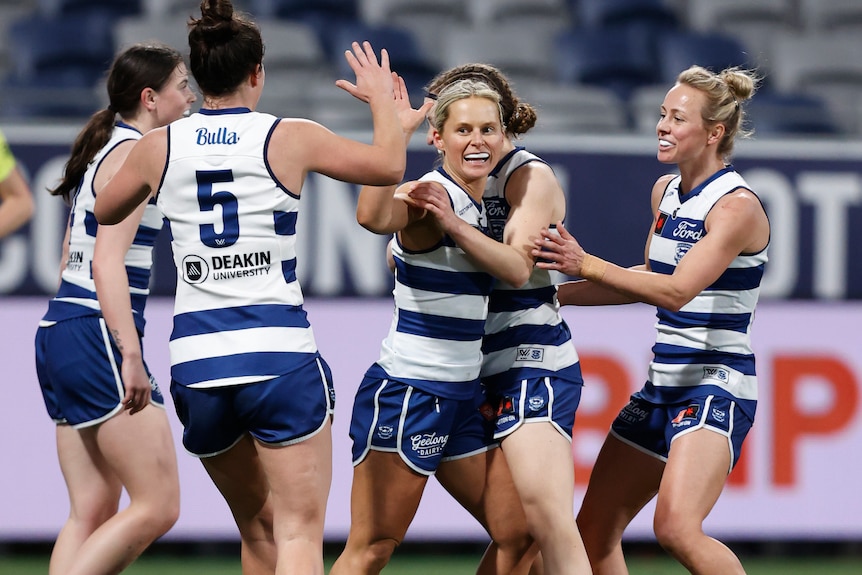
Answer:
[
  {"left": 645, "top": 166, "right": 768, "bottom": 420},
  {"left": 40, "top": 123, "right": 160, "bottom": 334},
  {"left": 159, "top": 108, "right": 319, "bottom": 388},
  {"left": 480, "top": 147, "right": 581, "bottom": 387},
  {"left": 369, "top": 168, "right": 495, "bottom": 401}
]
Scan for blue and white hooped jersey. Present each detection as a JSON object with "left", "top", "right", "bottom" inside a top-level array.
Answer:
[
  {"left": 373, "top": 168, "right": 495, "bottom": 400},
  {"left": 645, "top": 166, "right": 768, "bottom": 420},
  {"left": 41, "top": 123, "right": 161, "bottom": 334},
  {"left": 159, "top": 108, "right": 319, "bottom": 388},
  {"left": 480, "top": 147, "right": 581, "bottom": 386}
]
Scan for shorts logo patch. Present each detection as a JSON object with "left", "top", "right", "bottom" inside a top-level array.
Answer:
[
  {"left": 703, "top": 366, "right": 730, "bottom": 384},
  {"left": 711, "top": 408, "right": 726, "bottom": 423},
  {"left": 496, "top": 396, "right": 515, "bottom": 416},
  {"left": 376, "top": 425, "right": 394, "bottom": 440},
  {"left": 479, "top": 401, "right": 496, "bottom": 421},
  {"left": 528, "top": 396, "right": 545, "bottom": 411},
  {"left": 148, "top": 375, "right": 160, "bottom": 394},
  {"left": 516, "top": 346, "right": 544, "bottom": 363},
  {"left": 671, "top": 404, "right": 700, "bottom": 427},
  {"left": 618, "top": 401, "right": 648, "bottom": 423},
  {"left": 410, "top": 432, "right": 448, "bottom": 459}
]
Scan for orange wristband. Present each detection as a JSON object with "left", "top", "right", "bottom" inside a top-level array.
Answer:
[{"left": 581, "top": 253, "right": 607, "bottom": 282}]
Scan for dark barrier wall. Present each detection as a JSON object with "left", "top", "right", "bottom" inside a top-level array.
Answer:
[{"left": 2, "top": 126, "right": 860, "bottom": 299}]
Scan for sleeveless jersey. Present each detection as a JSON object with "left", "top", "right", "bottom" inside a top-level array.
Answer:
[
  {"left": 371, "top": 168, "right": 495, "bottom": 400},
  {"left": 159, "top": 108, "right": 319, "bottom": 388},
  {"left": 40, "top": 123, "right": 161, "bottom": 334},
  {"left": 480, "top": 147, "right": 582, "bottom": 387},
  {"left": 644, "top": 166, "right": 768, "bottom": 420}
]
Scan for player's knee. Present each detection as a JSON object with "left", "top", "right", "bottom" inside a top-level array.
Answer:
[
  {"left": 490, "top": 524, "right": 534, "bottom": 557},
  {"left": 136, "top": 498, "right": 180, "bottom": 538},
  {"left": 360, "top": 538, "right": 399, "bottom": 572},
  {"left": 577, "top": 510, "right": 619, "bottom": 560},
  {"left": 653, "top": 513, "right": 695, "bottom": 557}
]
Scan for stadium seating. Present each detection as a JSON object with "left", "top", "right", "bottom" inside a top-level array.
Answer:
[
  {"left": 519, "top": 82, "right": 629, "bottom": 134},
  {"left": 327, "top": 22, "right": 436, "bottom": 102},
  {"left": 768, "top": 31, "right": 862, "bottom": 134},
  {"left": 37, "top": 0, "right": 142, "bottom": 18},
  {"left": 656, "top": 30, "right": 751, "bottom": 85},
  {"left": 468, "top": 0, "right": 572, "bottom": 28},
  {"left": 0, "top": 0, "right": 859, "bottom": 136},
  {"left": 798, "top": 0, "right": 862, "bottom": 33},
  {"left": 746, "top": 90, "right": 842, "bottom": 136},
  {"left": 554, "top": 25, "right": 657, "bottom": 101},
  {"left": 114, "top": 15, "right": 190, "bottom": 52},
  {"left": 576, "top": 0, "right": 679, "bottom": 29}
]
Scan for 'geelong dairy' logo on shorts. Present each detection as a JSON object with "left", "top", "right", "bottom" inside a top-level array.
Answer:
[{"left": 410, "top": 432, "right": 448, "bottom": 458}]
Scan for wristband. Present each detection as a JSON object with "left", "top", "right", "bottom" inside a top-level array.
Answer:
[{"left": 581, "top": 253, "right": 608, "bottom": 282}]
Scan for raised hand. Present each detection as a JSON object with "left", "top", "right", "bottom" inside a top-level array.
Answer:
[{"left": 334, "top": 41, "right": 394, "bottom": 105}]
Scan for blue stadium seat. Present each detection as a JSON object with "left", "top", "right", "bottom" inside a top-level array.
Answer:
[
  {"left": 2, "top": 13, "right": 114, "bottom": 118},
  {"left": 328, "top": 22, "right": 436, "bottom": 101},
  {"left": 747, "top": 91, "right": 842, "bottom": 136},
  {"left": 7, "top": 13, "right": 115, "bottom": 86},
  {"left": 656, "top": 30, "right": 751, "bottom": 85},
  {"left": 247, "top": 0, "right": 357, "bottom": 27},
  {"left": 554, "top": 25, "right": 658, "bottom": 101},
  {"left": 37, "top": 0, "right": 142, "bottom": 18},
  {"left": 576, "top": 0, "right": 679, "bottom": 29}
]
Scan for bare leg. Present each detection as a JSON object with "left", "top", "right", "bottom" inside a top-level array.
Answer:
[
  {"left": 437, "top": 449, "right": 537, "bottom": 575},
  {"left": 501, "top": 422, "right": 590, "bottom": 574},
  {"left": 576, "top": 433, "right": 664, "bottom": 575},
  {"left": 52, "top": 406, "right": 180, "bottom": 575},
  {"left": 330, "top": 450, "right": 429, "bottom": 575},
  {"left": 256, "top": 420, "right": 333, "bottom": 575},
  {"left": 653, "top": 429, "right": 745, "bottom": 575},
  {"left": 49, "top": 425, "right": 121, "bottom": 575},
  {"left": 203, "top": 435, "right": 276, "bottom": 575}
]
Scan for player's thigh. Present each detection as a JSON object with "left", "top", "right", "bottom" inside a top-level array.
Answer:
[
  {"left": 656, "top": 428, "right": 733, "bottom": 526},
  {"left": 255, "top": 417, "right": 333, "bottom": 530},
  {"left": 94, "top": 405, "right": 178, "bottom": 501},
  {"left": 202, "top": 434, "right": 271, "bottom": 524},
  {"left": 577, "top": 433, "right": 664, "bottom": 535},
  {"left": 348, "top": 449, "right": 429, "bottom": 544},
  {"left": 56, "top": 424, "right": 122, "bottom": 513}
]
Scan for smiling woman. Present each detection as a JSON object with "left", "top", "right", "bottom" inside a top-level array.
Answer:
[
  {"left": 330, "top": 79, "right": 541, "bottom": 575},
  {"left": 532, "top": 64, "right": 766, "bottom": 575}
]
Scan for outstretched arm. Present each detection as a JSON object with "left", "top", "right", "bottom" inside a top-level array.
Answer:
[{"left": 535, "top": 187, "right": 768, "bottom": 311}]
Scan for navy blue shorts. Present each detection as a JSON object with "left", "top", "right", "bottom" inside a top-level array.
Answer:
[
  {"left": 349, "top": 375, "right": 495, "bottom": 476},
  {"left": 170, "top": 355, "right": 335, "bottom": 458},
  {"left": 35, "top": 316, "right": 164, "bottom": 428},
  {"left": 482, "top": 375, "right": 583, "bottom": 440},
  {"left": 611, "top": 393, "right": 752, "bottom": 472}
]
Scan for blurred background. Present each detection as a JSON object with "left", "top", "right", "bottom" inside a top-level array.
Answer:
[{"left": 1, "top": 0, "right": 861, "bottom": 572}]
